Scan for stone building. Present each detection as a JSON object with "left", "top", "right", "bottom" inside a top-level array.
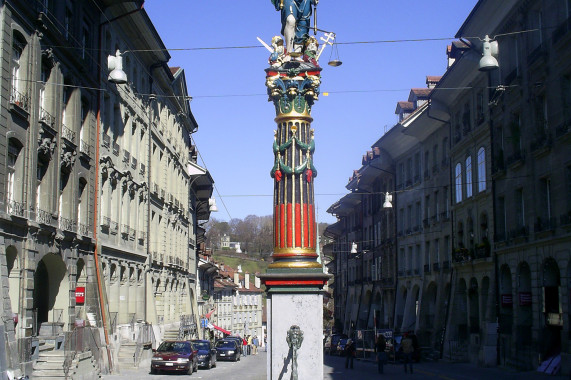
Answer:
[
  {"left": 0, "top": 1, "right": 214, "bottom": 377},
  {"left": 326, "top": 0, "right": 571, "bottom": 373}
]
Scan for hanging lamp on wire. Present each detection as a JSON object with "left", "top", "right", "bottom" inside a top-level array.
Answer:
[{"left": 328, "top": 37, "right": 342, "bottom": 67}]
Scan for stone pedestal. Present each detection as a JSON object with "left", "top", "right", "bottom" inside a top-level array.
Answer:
[
  {"left": 261, "top": 272, "right": 329, "bottom": 380},
  {"left": 266, "top": 292, "right": 324, "bottom": 380}
]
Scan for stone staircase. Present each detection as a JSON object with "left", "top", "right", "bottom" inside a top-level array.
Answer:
[
  {"left": 30, "top": 342, "right": 100, "bottom": 380},
  {"left": 117, "top": 342, "right": 137, "bottom": 369},
  {"left": 162, "top": 327, "right": 180, "bottom": 341}
]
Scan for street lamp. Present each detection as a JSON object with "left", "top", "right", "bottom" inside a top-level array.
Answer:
[
  {"left": 383, "top": 192, "right": 393, "bottom": 209},
  {"left": 478, "top": 35, "right": 499, "bottom": 72},
  {"left": 107, "top": 50, "right": 128, "bottom": 84}
]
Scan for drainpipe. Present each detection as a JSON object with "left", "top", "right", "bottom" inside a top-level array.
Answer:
[{"left": 94, "top": 4, "right": 144, "bottom": 373}]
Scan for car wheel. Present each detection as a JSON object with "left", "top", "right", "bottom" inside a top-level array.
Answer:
[
  {"left": 187, "top": 364, "right": 193, "bottom": 376},
  {"left": 150, "top": 367, "right": 157, "bottom": 375}
]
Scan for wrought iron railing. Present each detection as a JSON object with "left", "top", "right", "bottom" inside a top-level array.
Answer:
[
  {"left": 39, "top": 107, "right": 55, "bottom": 126},
  {"left": 10, "top": 89, "right": 30, "bottom": 112},
  {"left": 59, "top": 216, "right": 75, "bottom": 232},
  {"left": 80, "top": 140, "right": 90, "bottom": 155},
  {"left": 61, "top": 124, "right": 75, "bottom": 142},
  {"left": 77, "top": 223, "right": 90, "bottom": 237},
  {"left": 7, "top": 200, "right": 25, "bottom": 217}
]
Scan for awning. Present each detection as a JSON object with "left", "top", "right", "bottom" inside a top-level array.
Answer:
[{"left": 207, "top": 322, "right": 231, "bottom": 335}]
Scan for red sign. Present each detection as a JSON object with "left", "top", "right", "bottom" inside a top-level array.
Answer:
[
  {"left": 501, "top": 294, "right": 513, "bottom": 307},
  {"left": 75, "top": 287, "right": 85, "bottom": 304},
  {"left": 519, "top": 292, "right": 532, "bottom": 306}
]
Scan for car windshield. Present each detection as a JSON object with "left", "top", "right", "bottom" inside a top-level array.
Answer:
[
  {"left": 216, "top": 341, "right": 235, "bottom": 348},
  {"left": 192, "top": 342, "right": 210, "bottom": 350},
  {"left": 157, "top": 341, "right": 191, "bottom": 353}
]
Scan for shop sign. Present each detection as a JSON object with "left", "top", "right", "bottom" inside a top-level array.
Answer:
[
  {"left": 518, "top": 292, "right": 532, "bottom": 306},
  {"left": 75, "top": 287, "right": 86, "bottom": 304},
  {"left": 501, "top": 293, "right": 513, "bottom": 307}
]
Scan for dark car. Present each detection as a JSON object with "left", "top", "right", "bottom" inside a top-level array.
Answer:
[
  {"left": 191, "top": 339, "right": 217, "bottom": 369},
  {"left": 224, "top": 336, "right": 245, "bottom": 354},
  {"left": 215, "top": 339, "right": 241, "bottom": 361},
  {"left": 150, "top": 340, "right": 198, "bottom": 375},
  {"left": 325, "top": 334, "right": 348, "bottom": 355}
]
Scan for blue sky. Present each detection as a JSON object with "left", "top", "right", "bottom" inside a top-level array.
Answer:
[{"left": 144, "top": 1, "right": 478, "bottom": 224}]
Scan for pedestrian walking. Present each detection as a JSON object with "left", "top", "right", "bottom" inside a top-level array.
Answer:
[
  {"left": 248, "top": 335, "right": 253, "bottom": 355},
  {"left": 242, "top": 337, "right": 248, "bottom": 356},
  {"left": 345, "top": 339, "right": 356, "bottom": 370},
  {"left": 401, "top": 333, "right": 414, "bottom": 374},
  {"left": 253, "top": 336, "right": 259, "bottom": 355},
  {"left": 375, "top": 334, "right": 387, "bottom": 374}
]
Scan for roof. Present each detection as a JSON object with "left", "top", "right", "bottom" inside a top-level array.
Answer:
[
  {"left": 409, "top": 88, "right": 432, "bottom": 100},
  {"left": 395, "top": 101, "right": 414, "bottom": 114}
]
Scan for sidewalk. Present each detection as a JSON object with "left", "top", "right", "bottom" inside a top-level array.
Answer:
[{"left": 324, "top": 355, "right": 569, "bottom": 380}]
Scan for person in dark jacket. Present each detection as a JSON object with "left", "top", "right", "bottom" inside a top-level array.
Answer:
[
  {"left": 345, "top": 339, "right": 356, "bottom": 369},
  {"left": 375, "top": 334, "right": 387, "bottom": 374}
]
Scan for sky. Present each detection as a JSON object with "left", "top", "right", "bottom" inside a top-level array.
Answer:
[{"left": 143, "top": 1, "right": 479, "bottom": 224}]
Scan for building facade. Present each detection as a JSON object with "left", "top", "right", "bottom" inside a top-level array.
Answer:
[
  {"left": 326, "top": 0, "right": 570, "bottom": 372},
  {"left": 0, "top": 1, "right": 214, "bottom": 376}
]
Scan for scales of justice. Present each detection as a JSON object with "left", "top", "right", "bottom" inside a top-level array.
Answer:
[{"left": 259, "top": 1, "right": 339, "bottom": 379}]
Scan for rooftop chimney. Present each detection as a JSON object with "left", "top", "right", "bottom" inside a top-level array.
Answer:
[
  {"left": 255, "top": 276, "right": 261, "bottom": 289},
  {"left": 234, "top": 272, "right": 240, "bottom": 286},
  {"left": 245, "top": 273, "right": 250, "bottom": 289}
]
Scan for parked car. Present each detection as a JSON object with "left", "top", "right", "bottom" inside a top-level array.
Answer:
[
  {"left": 324, "top": 334, "right": 348, "bottom": 355},
  {"left": 215, "top": 339, "right": 241, "bottom": 361},
  {"left": 191, "top": 339, "right": 217, "bottom": 369},
  {"left": 150, "top": 340, "right": 198, "bottom": 375},
  {"left": 224, "top": 336, "right": 245, "bottom": 354}
]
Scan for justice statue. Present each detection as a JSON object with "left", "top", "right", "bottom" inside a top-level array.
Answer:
[{"left": 271, "top": 0, "right": 318, "bottom": 55}]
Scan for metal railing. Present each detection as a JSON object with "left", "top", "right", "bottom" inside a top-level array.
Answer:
[
  {"left": 63, "top": 327, "right": 102, "bottom": 378},
  {"left": 61, "top": 124, "right": 75, "bottom": 142},
  {"left": 134, "top": 323, "right": 155, "bottom": 367},
  {"left": 37, "top": 207, "right": 52, "bottom": 224},
  {"left": 10, "top": 89, "right": 30, "bottom": 112},
  {"left": 59, "top": 216, "right": 75, "bottom": 232},
  {"left": 7, "top": 200, "right": 26, "bottom": 217}
]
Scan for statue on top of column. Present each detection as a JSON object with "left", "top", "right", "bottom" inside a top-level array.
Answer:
[{"left": 271, "top": 0, "right": 318, "bottom": 56}]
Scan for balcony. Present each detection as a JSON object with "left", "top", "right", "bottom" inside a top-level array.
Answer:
[
  {"left": 7, "top": 200, "right": 26, "bottom": 218},
  {"left": 442, "top": 260, "right": 450, "bottom": 270},
  {"left": 406, "top": 269, "right": 413, "bottom": 276},
  {"left": 58, "top": 217, "right": 75, "bottom": 232},
  {"left": 423, "top": 218, "right": 429, "bottom": 228},
  {"left": 534, "top": 217, "right": 557, "bottom": 234},
  {"left": 506, "top": 150, "right": 525, "bottom": 169},
  {"left": 39, "top": 107, "right": 56, "bottom": 127},
  {"left": 138, "top": 231, "right": 146, "bottom": 245},
  {"left": 77, "top": 223, "right": 90, "bottom": 237},
  {"left": 508, "top": 225, "right": 529, "bottom": 240},
  {"left": 10, "top": 89, "right": 30, "bottom": 113},
  {"left": 61, "top": 124, "right": 75, "bottom": 143},
  {"left": 474, "top": 244, "right": 491, "bottom": 259},
  {"left": 36, "top": 207, "right": 52, "bottom": 224},
  {"left": 102, "top": 134, "right": 111, "bottom": 148},
  {"left": 432, "top": 165, "right": 438, "bottom": 174},
  {"left": 110, "top": 220, "right": 118, "bottom": 235},
  {"left": 413, "top": 269, "right": 420, "bottom": 276},
  {"left": 414, "top": 175, "right": 420, "bottom": 184},
  {"left": 452, "top": 248, "right": 471, "bottom": 263},
  {"left": 424, "top": 170, "right": 430, "bottom": 180},
  {"left": 424, "top": 264, "right": 430, "bottom": 274},
  {"left": 440, "top": 211, "right": 450, "bottom": 221},
  {"left": 530, "top": 133, "right": 552, "bottom": 157},
  {"left": 80, "top": 140, "right": 91, "bottom": 156},
  {"left": 101, "top": 216, "right": 110, "bottom": 229},
  {"left": 432, "top": 262, "right": 440, "bottom": 272}
]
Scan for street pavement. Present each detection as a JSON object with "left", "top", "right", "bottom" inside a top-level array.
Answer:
[
  {"left": 324, "top": 354, "right": 569, "bottom": 380},
  {"left": 102, "top": 349, "right": 569, "bottom": 380},
  {"left": 103, "top": 350, "right": 267, "bottom": 380}
]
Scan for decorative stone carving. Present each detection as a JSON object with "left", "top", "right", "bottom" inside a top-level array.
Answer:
[
  {"left": 286, "top": 325, "right": 304, "bottom": 380},
  {"left": 38, "top": 136, "right": 56, "bottom": 158},
  {"left": 60, "top": 148, "right": 77, "bottom": 170}
]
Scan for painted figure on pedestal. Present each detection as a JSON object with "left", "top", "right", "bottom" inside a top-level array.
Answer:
[{"left": 271, "top": 0, "right": 318, "bottom": 55}]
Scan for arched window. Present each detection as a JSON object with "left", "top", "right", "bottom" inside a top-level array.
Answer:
[
  {"left": 477, "top": 147, "right": 486, "bottom": 192},
  {"left": 455, "top": 163, "right": 462, "bottom": 203},
  {"left": 7, "top": 139, "right": 23, "bottom": 213},
  {"left": 466, "top": 156, "right": 472, "bottom": 198}
]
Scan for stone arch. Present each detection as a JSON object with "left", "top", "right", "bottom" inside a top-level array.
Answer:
[
  {"left": 423, "top": 282, "right": 438, "bottom": 329},
  {"left": 370, "top": 291, "right": 382, "bottom": 329},
  {"left": 6, "top": 246, "right": 20, "bottom": 316},
  {"left": 499, "top": 264, "right": 513, "bottom": 335},
  {"left": 468, "top": 278, "right": 479, "bottom": 333},
  {"left": 516, "top": 262, "right": 532, "bottom": 345},
  {"left": 453, "top": 278, "right": 468, "bottom": 341},
  {"left": 33, "top": 253, "right": 69, "bottom": 332},
  {"left": 541, "top": 257, "right": 562, "bottom": 359}
]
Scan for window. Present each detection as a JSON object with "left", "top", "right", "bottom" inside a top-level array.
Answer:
[
  {"left": 515, "top": 188, "right": 525, "bottom": 227},
  {"left": 477, "top": 147, "right": 486, "bottom": 192},
  {"left": 7, "top": 140, "right": 22, "bottom": 205},
  {"left": 11, "top": 39, "right": 22, "bottom": 101},
  {"left": 455, "top": 163, "right": 462, "bottom": 203},
  {"left": 433, "top": 145, "right": 438, "bottom": 169},
  {"left": 442, "top": 137, "right": 448, "bottom": 163},
  {"left": 465, "top": 156, "right": 472, "bottom": 198},
  {"left": 476, "top": 91, "right": 484, "bottom": 124},
  {"left": 539, "top": 178, "right": 551, "bottom": 221},
  {"left": 497, "top": 196, "right": 506, "bottom": 240}
]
